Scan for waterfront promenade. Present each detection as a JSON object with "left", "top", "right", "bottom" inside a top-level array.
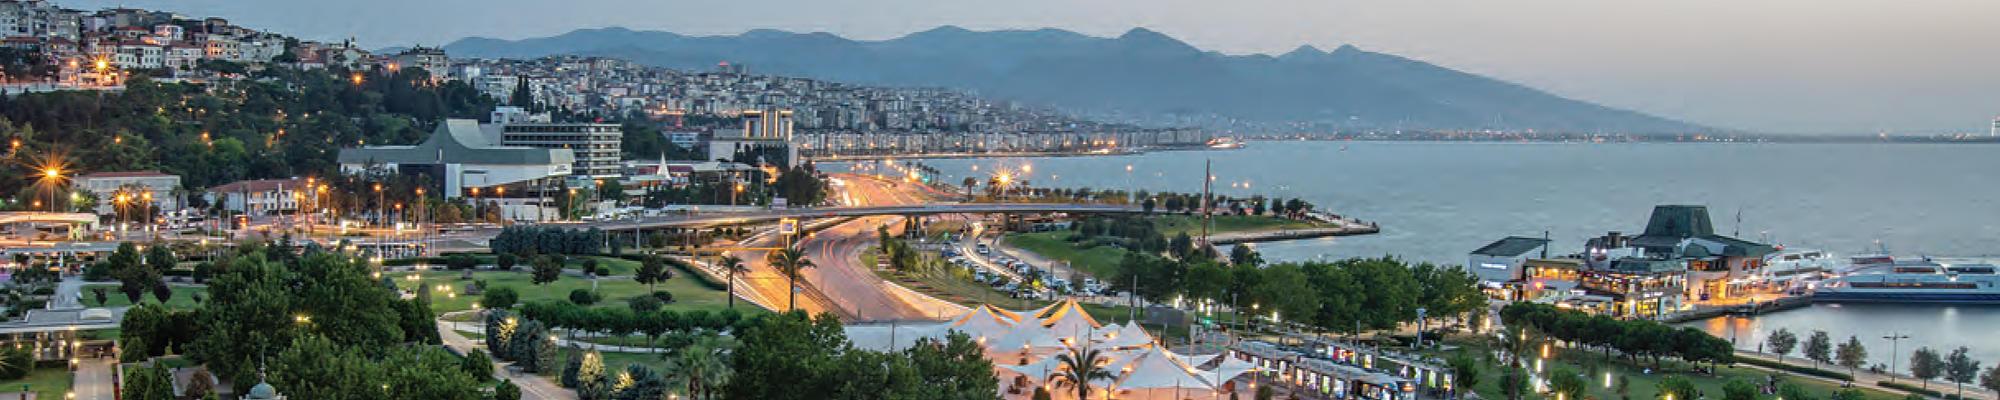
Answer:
[{"left": 1733, "top": 351, "right": 1995, "bottom": 400}]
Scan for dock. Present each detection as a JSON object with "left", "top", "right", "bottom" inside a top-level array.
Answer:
[{"left": 1660, "top": 294, "right": 1813, "bottom": 323}]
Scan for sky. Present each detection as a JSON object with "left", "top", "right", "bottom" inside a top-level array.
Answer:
[{"left": 70, "top": 0, "right": 2000, "bottom": 135}]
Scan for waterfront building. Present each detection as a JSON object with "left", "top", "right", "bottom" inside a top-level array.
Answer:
[
  {"left": 1467, "top": 236, "right": 1550, "bottom": 283},
  {"left": 337, "top": 119, "right": 576, "bottom": 199},
  {"left": 1624, "top": 205, "right": 1774, "bottom": 301},
  {"left": 74, "top": 170, "right": 181, "bottom": 215}
]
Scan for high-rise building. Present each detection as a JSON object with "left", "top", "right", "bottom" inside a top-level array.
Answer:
[
  {"left": 1991, "top": 116, "right": 1999, "bottom": 137},
  {"left": 495, "top": 121, "right": 623, "bottom": 179}
]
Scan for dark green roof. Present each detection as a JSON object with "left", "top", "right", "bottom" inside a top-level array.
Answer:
[
  {"left": 337, "top": 119, "right": 575, "bottom": 166},
  {"left": 1640, "top": 205, "right": 1715, "bottom": 240},
  {"left": 1472, "top": 236, "right": 1549, "bottom": 257},
  {"left": 1694, "top": 234, "right": 1777, "bottom": 258}
]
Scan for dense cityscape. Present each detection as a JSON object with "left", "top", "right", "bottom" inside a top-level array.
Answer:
[{"left": 0, "top": 1, "right": 1996, "bottom": 400}]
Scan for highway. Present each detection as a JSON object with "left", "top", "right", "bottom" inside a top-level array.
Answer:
[{"left": 779, "top": 175, "right": 967, "bottom": 321}]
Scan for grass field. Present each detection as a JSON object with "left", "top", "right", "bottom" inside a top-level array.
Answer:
[
  {"left": 1002, "top": 232, "right": 1129, "bottom": 278},
  {"left": 80, "top": 284, "right": 207, "bottom": 310},
  {"left": 0, "top": 367, "right": 70, "bottom": 399},
  {"left": 386, "top": 270, "right": 749, "bottom": 314},
  {"left": 1150, "top": 214, "right": 1320, "bottom": 238},
  {"left": 1444, "top": 337, "right": 1908, "bottom": 400}
]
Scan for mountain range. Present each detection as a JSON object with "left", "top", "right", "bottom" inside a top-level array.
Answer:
[{"left": 442, "top": 26, "right": 1708, "bottom": 133}]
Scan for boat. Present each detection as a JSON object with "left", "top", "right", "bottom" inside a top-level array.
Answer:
[
  {"left": 1810, "top": 259, "right": 2000, "bottom": 303},
  {"left": 1207, "top": 137, "right": 1246, "bottom": 149}
]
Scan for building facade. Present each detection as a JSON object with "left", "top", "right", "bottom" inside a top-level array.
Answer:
[{"left": 74, "top": 170, "right": 180, "bottom": 215}]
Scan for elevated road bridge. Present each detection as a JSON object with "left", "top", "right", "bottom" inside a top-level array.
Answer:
[{"left": 584, "top": 203, "right": 1144, "bottom": 231}]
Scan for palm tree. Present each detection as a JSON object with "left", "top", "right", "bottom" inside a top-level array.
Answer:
[
  {"left": 767, "top": 248, "right": 815, "bottom": 312},
  {"left": 718, "top": 255, "right": 749, "bottom": 309},
  {"left": 1052, "top": 346, "right": 1114, "bottom": 400},
  {"left": 663, "top": 335, "right": 737, "bottom": 400}
]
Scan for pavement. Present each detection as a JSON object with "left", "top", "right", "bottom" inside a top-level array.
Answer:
[
  {"left": 73, "top": 356, "right": 117, "bottom": 400},
  {"left": 1733, "top": 351, "right": 1995, "bottom": 400}
]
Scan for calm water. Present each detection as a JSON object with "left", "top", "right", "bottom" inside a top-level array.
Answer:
[{"left": 828, "top": 141, "right": 2000, "bottom": 367}]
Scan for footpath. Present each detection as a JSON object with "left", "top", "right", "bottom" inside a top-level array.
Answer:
[{"left": 1732, "top": 351, "right": 1993, "bottom": 400}]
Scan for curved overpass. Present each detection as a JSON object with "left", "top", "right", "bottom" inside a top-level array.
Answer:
[{"left": 587, "top": 203, "right": 1144, "bottom": 231}]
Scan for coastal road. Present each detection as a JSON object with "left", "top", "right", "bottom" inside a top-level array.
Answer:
[{"left": 788, "top": 175, "right": 967, "bottom": 321}]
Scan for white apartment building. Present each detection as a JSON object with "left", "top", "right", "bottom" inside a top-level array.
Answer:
[{"left": 75, "top": 171, "right": 182, "bottom": 215}]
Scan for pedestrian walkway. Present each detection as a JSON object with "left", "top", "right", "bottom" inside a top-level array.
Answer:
[
  {"left": 1733, "top": 351, "right": 1995, "bottom": 400},
  {"left": 74, "top": 357, "right": 118, "bottom": 400}
]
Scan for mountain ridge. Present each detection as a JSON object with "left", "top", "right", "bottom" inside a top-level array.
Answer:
[{"left": 441, "top": 26, "right": 1709, "bottom": 133}]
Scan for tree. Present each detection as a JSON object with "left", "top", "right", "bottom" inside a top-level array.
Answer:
[
  {"left": 0, "top": 347, "right": 29, "bottom": 379},
  {"left": 1722, "top": 379, "right": 1758, "bottom": 400},
  {"left": 1447, "top": 354, "right": 1482, "bottom": 400},
  {"left": 463, "top": 349, "right": 495, "bottom": 380},
  {"left": 1767, "top": 327, "right": 1799, "bottom": 362},
  {"left": 1228, "top": 244, "right": 1262, "bottom": 266},
  {"left": 719, "top": 255, "right": 749, "bottom": 309},
  {"left": 484, "top": 286, "right": 519, "bottom": 310},
  {"left": 665, "top": 334, "right": 737, "bottom": 400},
  {"left": 767, "top": 249, "right": 815, "bottom": 312},
  {"left": 1657, "top": 375, "right": 1699, "bottom": 400},
  {"left": 152, "top": 281, "right": 173, "bottom": 304},
  {"left": 906, "top": 331, "right": 1000, "bottom": 399},
  {"left": 635, "top": 255, "right": 666, "bottom": 292},
  {"left": 1911, "top": 346, "right": 1944, "bottom": 389},
  {"left": 1805, "top": 330, "right": 1834, "bottom": 368},
  {"left": 1836, "top": 335, "right": 1869, "bottom": 375},
  {"left": 498, "top": 252, "right": 519, "bottom": 270},
  {"left": 1498, "top": 366, "right": 1532, "bottom": 400},
  {"left": 495, "top": 380, "right": 523, "bottom": 400},
  {"left": 569, "top": 288, "right": 598, "bottom": 305},
  {"left": 1778, "top": 383, "right": 1812, "bottom": 400},
  {"left": 185, "top": 369, "right": 217, "bottom": 399},
  {"left": 1548, "top": 366, "right": 1587, "bottom": 400},
  {"left": 1054, "top": 346, "right": 1114, "bottom": 400},
  {"left": 577, "top": 350, "right": 608, "bottom": 399},
  {"left": 1945, "top": 346, "right": 1981, "bottom": 398},
  {"left": 724, "top": 311, "right": 846, "bottom": 400},
  {"left": 532, "top": 255, "right": 563, "bottom": 290},
  {"left": 122, "top": 361, "right": 175, "bottom": 400},
  {"left": 1979, "top": 364, "right": 2000, "bottom": 397}
]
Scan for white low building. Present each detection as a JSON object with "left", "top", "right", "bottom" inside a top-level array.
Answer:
[{"left": 336, "top": 119, "right": 575, "bottom": 200}]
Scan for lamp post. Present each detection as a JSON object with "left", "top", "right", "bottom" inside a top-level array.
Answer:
[{"left": 1883, "top": 333, "right": 1910, "bottom": 382}]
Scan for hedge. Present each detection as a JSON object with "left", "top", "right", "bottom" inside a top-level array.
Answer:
[
  {"left": 1877, "top": 381, "right": 1943, "bottom": 398},
  {"left": 1737, "top": 357, "right": 1854, "bottom": 381},
  {"left": 662, "top": 257, "right": 729, "bottom": 290}
]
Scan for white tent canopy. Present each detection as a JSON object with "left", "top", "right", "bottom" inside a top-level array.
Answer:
[
  {"left": 1112, "top": 346, "right": 1215, "bottom": 391},
  {"left": 1098, "top": 323, "right": 1155, "bottom": 349},
  {"left": 946, "top": 304, "right": 1018, "bottom": 340},
  {"left": 1202, "top": 357, "right": 1261, "bottom": 386},
  {"left": 989, "top": 322, "right": 1067, "bottom": 351}
]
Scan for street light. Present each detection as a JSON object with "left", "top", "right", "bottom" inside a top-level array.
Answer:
[{"left": 1883, "top": 333, "right": 1910, "bottom": 382}]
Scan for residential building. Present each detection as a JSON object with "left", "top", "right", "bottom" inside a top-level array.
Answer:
[
  {"left": 390, "top": 45, "right": 448, "bottom": 76},
  {"left": 205, "top": 178, "right": 309, "bottom": 215},
  {"left": 496, "top": 121, "right": 622, "bottom": 180},
  {"left": 709, "top": 108, "right": 798, "bottom": 167},
  {"left": 74, "top": 170, "right": 181, "bottom": 214}
]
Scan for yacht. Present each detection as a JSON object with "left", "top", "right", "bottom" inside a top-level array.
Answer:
[
  {"left": 1207, "top": 137, "right": 1246, "bottom": 149},
  {"left": 1812, "top": 259, "right": 2000, "bottom": 303}
]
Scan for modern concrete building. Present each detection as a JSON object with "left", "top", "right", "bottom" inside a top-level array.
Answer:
[
  {"left": 337, "top": 119, "right": 575, "bottom": 199},
  {"left": 1467, "top": 236, "right": 1549, "bottom": 283},
  {"left": 709, "top": 108, "right": 798, "bottom": 168},
  {"left": 498, "top": 122, "right": 622, "bottom": 180}
]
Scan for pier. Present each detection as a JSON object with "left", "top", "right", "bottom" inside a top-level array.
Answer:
[{"left": 1660, "top": 294, "right": 1813, "bottom": 323}]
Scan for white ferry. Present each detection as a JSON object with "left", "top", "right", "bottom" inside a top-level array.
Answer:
[{"left": 1811, "top": 259, "right": 2000, "bottom": 303}]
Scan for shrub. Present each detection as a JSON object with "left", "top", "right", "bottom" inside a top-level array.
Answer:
[
  {"left": 483, "top": 286, "right": 519, "bottom": 309},
  {"left": 628, "top": 295, "right": 662, "bottom": 312},
  {"left": 497, "top": 253, "right": 519, "bottom": 270},
  {"left": 446, "top": 254, "right": 479, "bottom": 270},
  {"left": 651, "top": 291, "right": 674, "bottom": 304},
  {"left": 568, "top": 289, "right": 598, "bottom": 305},
  {"left": 1739, "top": 357, "right": 1855, "bottom": 381},
  {"left": 580, "top": 258, "right": 599, "bottom": 274},
  {"left": 1879, "top": 381, "right": 1943, "bottom": 398},
  {"left": 463, "top": 349, "right": 494, "bottom": 379}
]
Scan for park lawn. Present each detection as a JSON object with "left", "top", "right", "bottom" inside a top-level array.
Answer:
[
  {"left": 1002, "top": 232, "right": 1128, "bottom": 278},
  {"left": 80, "top": 284, "right": 206, "bottom": 310},
  {"left": 1444, "top": 338, "right": 1907, "bottom": 400},
  {"left": 544, "top": 347, "right": 669, "bottom": 378},
  {"left": 1150, "top": 214, "right": 1319, "bottom": 238},
  {"left": 566, "top": 256, "right": 640, "bottom": 276},
  {"left": 386, "top": 270, "right": 736, "bottom": 314},
  {"left": 0, "top": 367, "right": 71, "bottom": 400}
]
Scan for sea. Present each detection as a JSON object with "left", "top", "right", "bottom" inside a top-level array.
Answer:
[{"left": 824, "top": 140, "right": 2000, "bottom": 370}]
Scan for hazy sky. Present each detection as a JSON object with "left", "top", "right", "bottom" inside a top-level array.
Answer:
[{"left": 72, "top": 0, "right": 2000, "bottom": 135}]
